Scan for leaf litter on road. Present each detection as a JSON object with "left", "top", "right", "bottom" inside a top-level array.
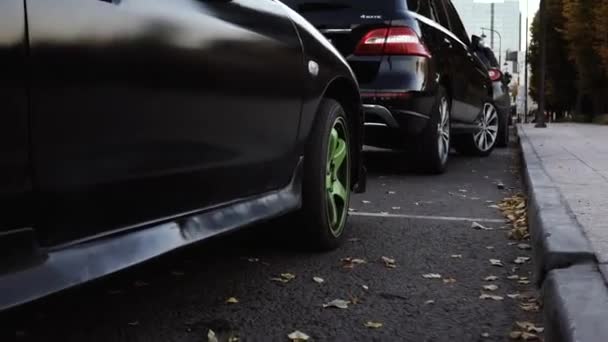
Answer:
[
  {"left": 288, "top": 330, "right": 310, "bottom": 341},
  {"left": 489, "top": 259, "right": 504, "bottom": 267},
  {"left": 208, "top": 329, "right": 219, "bottom": 342},
  {"left": 364, "top": 321, "right": 383, "bottom": 329},
  {"left": 312, "top": 277, "right": 324, "bottom": 284},
  {"left": 484, "top": 275, "right": 498, "bottom": 281},
  {"left": 361, "top": 200, "right": 371, "bottom": 204},
  {"left": 479, "top": 293, "right": 504, "bottom": 301},
  {"left": 443, "top": 278, "right": 456, "bottom": 284},
  {"left": 507, "top": 275, "right": 520, "bottom": 280},
  {"left": 515, "top": 321, "right": 544, "bottom": 333},
  {"left": 509, "top": 331, "right": 539, "bottom": 340},
  {"left": 451, "top": 254, "right": 463, "bottom": 259},
  {"left": 361, "top": 285, "right": 369, "bottom": 291},
  {"left": 341, "top": 257, "right": 366, "bottom": 269},
  {"left": 424, "top": 300, "right": 435, "bottom": 305},
  {"left": 323, "top": 299, "right": 350, "bottom": 309},
  {"left": 381, "top": 256, "right": 397, "bottom": 268},
  {"left": 514, "top": 256, "right": 531, "bottom": 264},
  {"left": 517, "top": 243, "right": 532, "bottom": 250},
  {"left": 422, "top": 273, "right": 442, "bottom": 279},
  {"left": 472, "top": 222, "right": 493, "bottom": 230},
  {"left": 482, "top": 284, "right": 498, "bottom": 291},
  {"left": 271, "top": 273, "right": 296, "bottom": 283},
  {"left": 225, "top": 297, "right": 239, "bottom": 304}
]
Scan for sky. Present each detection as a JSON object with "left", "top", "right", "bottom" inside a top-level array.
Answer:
[{"left": 520, "top": 0, "right": 540, "bottom": 51}]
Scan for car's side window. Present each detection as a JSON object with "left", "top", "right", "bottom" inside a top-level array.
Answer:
[{"left": 442, "top": 0, "right": 470, "bottom": 45}]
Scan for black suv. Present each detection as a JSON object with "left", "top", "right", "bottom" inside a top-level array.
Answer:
[{"left": 285, "top": 0, "right": 500, "bottom": 173}]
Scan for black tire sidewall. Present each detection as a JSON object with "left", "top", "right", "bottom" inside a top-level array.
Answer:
[
  {"left": 302, "top": 99, "right": 351, "bottom": 250},
  {"left": 416, "top": 88, "right": 450, "bottom": 174}
]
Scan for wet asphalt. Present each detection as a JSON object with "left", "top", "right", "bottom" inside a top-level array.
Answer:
[{"left": 2, "top": 137, "right": 543, "bottom": 341}]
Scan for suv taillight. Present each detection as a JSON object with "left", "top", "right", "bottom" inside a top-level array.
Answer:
[
  {"left": 354, "top": 27, "right": 431, "bottom": 57},
  {"left": 488, "top": 68, "right": 502, "bottom": 82}
]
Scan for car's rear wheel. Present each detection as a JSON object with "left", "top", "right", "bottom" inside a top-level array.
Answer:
[
  {"left": 301, "top": 98, "right": 351, "bottom": 250},
  {"left": 415, "top": 89, "right": 450, "bottom": 174},
  {"left": 454, "top": 102, "right": 498, "bottom": 157}
]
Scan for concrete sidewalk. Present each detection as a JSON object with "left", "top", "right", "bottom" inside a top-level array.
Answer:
[{"left": 518, "top": 123, "right": 608, "bottom": 342}]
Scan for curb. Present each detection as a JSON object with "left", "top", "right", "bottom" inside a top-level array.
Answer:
[
  {"left": 517, "top": 125, "right": 595, "bottom": 281},
  {"left": 517, "top": 125, "right": 607, "bottom": 342},
  {"left": 543, "top": 264, "right": 608, "bottom": 342}
]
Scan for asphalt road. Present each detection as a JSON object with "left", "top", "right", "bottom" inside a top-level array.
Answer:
[{"left": 2, "top": 140, "right": 542, "bottom": 341}]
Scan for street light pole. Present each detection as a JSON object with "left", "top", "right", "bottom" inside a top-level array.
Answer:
[
  {"left": 536, "top": 0, "right": 547, "bottom": 128},
  {"left": 481, "top": 27, "right": 502, "bottom": 65}
]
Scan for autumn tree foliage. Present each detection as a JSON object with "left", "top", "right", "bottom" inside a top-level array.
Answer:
[{"left": 529, "top": 0, "right": 608, "bottom": 117}]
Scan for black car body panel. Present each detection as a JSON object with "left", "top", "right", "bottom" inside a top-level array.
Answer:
[
  {"left": 0, "top": 0, "right": 363, "bottom": 311},
  {"left": 285, "top": 0, "right": 492, "bottom": 145}
]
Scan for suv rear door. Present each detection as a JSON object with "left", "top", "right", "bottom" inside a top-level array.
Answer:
[{"left": 282, "top": 0, "right": 397, "bottom": 85}]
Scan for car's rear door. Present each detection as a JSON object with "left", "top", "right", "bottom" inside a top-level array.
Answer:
[
  {"left": 27, "top": 0, "right": 305, "bottom": 245},
  {"left": 0, "top": 1, "right": 31, "bottom": 235},
  {"left": 440, "top": 0, "right": 488, "bottom": 123}
]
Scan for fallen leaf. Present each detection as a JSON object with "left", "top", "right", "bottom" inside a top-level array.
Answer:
[
  {"left": 488, "top": 204, "right": 501, "bottom": 209},
  {"left": 472, "top": 222, "right": 493, "bottom": 230},
  {"left": 509, "top": 331, "right": 522, "bottom": 339},
  {"left": 521, "top": 332, "right": 539, "bottom": 340},
  {"left": 247, "top": 257, "right": 260, "bottom": 263},
  {"left": 516, "top": 321, "right": 544, "bottom": 334},
  {"left": 489, "top": 259, "right": 504, "bottom": 267},
  {"left": 507, "top": 275, "right": 520, "bottom": 280},
  {"left": 514, "top": 256, "right": 531, "bottom": 264},
  {"left": 287, "top": 330, "right": 310, "bottom": 341},
  {"left": 208, "top": 329, "right": 219, "bottom": 342},
  {"left": 443, "top": 277, "right": 456, "bottom": 284},
  {"left": 459, "top": 189, "right": 468, "bottom": 193},
  {"left": 127, "top": 321, "right": 139, "bottom": 326},
  {"left": 479, "top": 294, "right": 504, "bottom": 301},
  {"left": 483, "top": 284, "right": 499, "bottom": 291},
  {"left": 391, "top": 206, "right": 401, "bottom": 210},
  {"left": 348, "top": 237, "right": 361, "bottom": 242},
  {"left": 271, "top": 273, "right": 296, "bottom": 283},
  {"left": 228, "top": 336, "right": 240, "bottom": 342},
  {"left": 484, "top": 275, "right": 498, "bottom": 281},
  {"left": 380, "top": 211, "right": 389, "bottom": 215},
  {"left": 362, "top": 285, "right": 369, "bottom": 291},
  {"left": 451, "top": 254, "right": 463, "bottom": 259},
  {"left": 422, "top": 273, "right": 442, "bottom": 279},
  {"left": 518, "top": 280, "right": 531, "bottom": 285},
  {"left": 387, "top": 191, "right": 396, "bottom": 195},
  {"left": 481, "top": 332, "right": 490, "bottom": 338},
  {"left": 323, "top": 299, "right": 350, "bottom": 309},
  {"left": 312, "top": 277, "right": 324, "bottom": 284},
  {"left": 226, "top": 297, "right": 239, "bottom": 304},
  {"left": 520, "top": 303, "right": 540, "bottom": 312},
  {"left": 507, "top": 293, "right": 521, "bottom": 299},
  {"left": 361, "top": 200, "right": 371, "bottom": 204},
  {"left": 342, "top": 257, "right": 367, "bottom": 269},
  {"left": 348, "top": 208, "right": 356, "bottom": 212},
  {"left": 381, "top": 256, "right": 397, "bottom": 268},
  {"left": 364, "top": 321, "right": 383, "bottom": 329},
  {"left": 424, "top": 300, "right": 435, "bottom": 305},
  {"left": 486, "top": 246, "right": 495, "bottom": 250}
]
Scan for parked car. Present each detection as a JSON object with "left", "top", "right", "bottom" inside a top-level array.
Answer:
[
  {"left": 285, "top": 0, "right": 500, "bottom": 173},
  {"left": 0, "top": 0, "right": 366, "bottom": 311},
  {"left": 471, "top": 36, "right": 512, "bottom": 147}
]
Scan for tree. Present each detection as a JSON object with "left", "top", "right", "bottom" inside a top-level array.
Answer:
[
  {"left": 528, "top": 0, "right": 578, "bottom": 117},
  {"left": 592, "top": 1, "right": 608, "bottom": 77},
  {"left": 562, "top": 0, "right": 608, "bottom": 116}
]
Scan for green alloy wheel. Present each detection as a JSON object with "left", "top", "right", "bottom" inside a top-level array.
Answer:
[{"left": 325, "top": 117, "right": 350, "bottom": 237}]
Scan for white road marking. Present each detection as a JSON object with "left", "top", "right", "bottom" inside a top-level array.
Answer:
[{"left": 350, "top": 211, "right": 506, "bottom": 223}]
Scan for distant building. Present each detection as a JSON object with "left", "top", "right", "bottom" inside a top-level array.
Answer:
[{"left": 451, "top": 0, "right": 521, "bottom": 68}]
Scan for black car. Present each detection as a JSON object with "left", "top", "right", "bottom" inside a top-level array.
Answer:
[
  {"left": 472, "top": 37, "right": 512, "bottom": 147},
  {"left": 0, "top": 0, "right": 365, "bottom": 310},
  {"left": 285, "top": 0, "right": 501, "bottom": 173}
]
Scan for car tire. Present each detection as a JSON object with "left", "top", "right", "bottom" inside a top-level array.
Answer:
[
  {"left": 300, "top": 98, "right": 351, "bottom": 250},
  {"left": 453, "top": 102, "right": 499, "bottom": 157},
  {"left": 415, "top": 88, "right": 451, "bottom": 174},
  {"left": 496, "top": 107, "right": 509, "bottom": 148}
]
